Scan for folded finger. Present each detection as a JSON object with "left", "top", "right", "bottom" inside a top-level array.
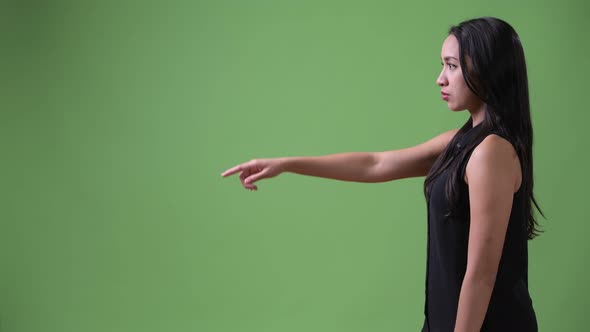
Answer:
[{"left": 240, "top": 171, "right": 256, "bottom": 190}]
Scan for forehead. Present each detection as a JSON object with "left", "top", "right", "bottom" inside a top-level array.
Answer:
[{"left": 441, "top": 34, "right": 459, "bottom": 60}]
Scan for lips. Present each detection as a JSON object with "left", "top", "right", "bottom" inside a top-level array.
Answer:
[{"left": 441, "top": 91, "right": 450, "bottom": 101}]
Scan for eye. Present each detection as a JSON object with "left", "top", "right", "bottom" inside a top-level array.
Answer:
[{"left": 440, "top": 62, "right": 457, "bottom": 70}]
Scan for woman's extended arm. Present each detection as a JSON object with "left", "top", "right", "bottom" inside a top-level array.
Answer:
[{"left": 220, "top": 128, "right": 459, "bottom": 190}]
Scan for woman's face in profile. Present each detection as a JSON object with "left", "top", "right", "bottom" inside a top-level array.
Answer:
[{"left": 436, "top": 34, "right": 483, "bottom": 112}]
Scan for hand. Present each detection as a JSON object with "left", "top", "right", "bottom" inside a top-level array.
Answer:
[{"left": 220, "top": 158, "right": 285, "bottom": 191}]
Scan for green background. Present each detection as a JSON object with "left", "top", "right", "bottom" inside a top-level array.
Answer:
[{"left": 1, "top": 0, "right": 588, "bottom": 331}]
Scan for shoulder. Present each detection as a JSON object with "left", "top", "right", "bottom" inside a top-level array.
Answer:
[
  {"left": 411, "top": 128, "right": 460, "bottom": 159},
  {"left": 465, "top": 134, "right": 521, "bottom": 188},
  {"left": 443, "top": 128, "right": 461, "bottom": 141},
  {"left": 425, "top": 128, "right": 460, "bottom": 153},
  {"left": 471, "top": 134, "right": 517, "bottom": 162}
]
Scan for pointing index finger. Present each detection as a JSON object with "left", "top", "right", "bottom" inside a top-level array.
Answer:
[{"left": 221, "top": 164, "right": 243, "bottom": 177}]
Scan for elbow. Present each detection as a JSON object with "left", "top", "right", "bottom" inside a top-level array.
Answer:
[{"left": 364, "top": 152, "right": 386, "bottom": 183}]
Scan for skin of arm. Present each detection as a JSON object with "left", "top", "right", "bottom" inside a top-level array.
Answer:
[
  {"left": 453, "top": 134, "right": 522, "bottom": 332},
  {"left": 283, "top": 128, "right": 459, "bottom": 183}
]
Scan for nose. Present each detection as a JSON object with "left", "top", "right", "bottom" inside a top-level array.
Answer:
[{"left": 436, "top": 69, "right": 447, "bottom": 87}]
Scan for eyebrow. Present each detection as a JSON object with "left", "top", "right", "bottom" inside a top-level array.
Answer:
[{"left": 443, "top": 56, "right": 459, "bottom": 61}]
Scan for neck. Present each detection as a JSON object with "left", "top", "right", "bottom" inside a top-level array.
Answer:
[{"left": 469, "top": 103, "right": 486, "bottom": 127}]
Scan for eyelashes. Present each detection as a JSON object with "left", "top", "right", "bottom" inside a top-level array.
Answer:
[{"left": 440, "top": 62, "right": 458, "bottom": 70}]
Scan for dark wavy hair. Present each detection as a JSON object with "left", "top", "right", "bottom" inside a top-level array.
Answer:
[{"left": 424, "top": 17, "right": 544, "bottom": 239}]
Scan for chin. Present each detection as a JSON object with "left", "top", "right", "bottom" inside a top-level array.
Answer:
[
  {"left": 446, "top": 101, "right": 468, "bottom": 112},
  {"left": 447, "top": 104, "right": 462, "bottom": 112}
]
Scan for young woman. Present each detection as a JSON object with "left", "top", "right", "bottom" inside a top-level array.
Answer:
[{"left": 221, "top": 17, "right": 543, "bottom": 332}]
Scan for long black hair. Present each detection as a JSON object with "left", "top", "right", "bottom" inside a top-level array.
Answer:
[{"left": 424, "top": 17, "right": 544, "bottom": 239}]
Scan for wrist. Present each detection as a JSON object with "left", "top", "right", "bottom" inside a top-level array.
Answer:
[{"left": 277, "top": 157, "right": 293, "bottom": 173}]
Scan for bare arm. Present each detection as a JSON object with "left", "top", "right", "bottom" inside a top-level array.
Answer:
[
  {"left": 283, "top": 128, "right": 458, "bottom": 183},
  {"left": 221, "top": 128, "right": 459, "bottom": 190},
  {"left": 368, "top": 128, "right": 459, "bottom": 182},
  {"left": 281, "top": 152, "right": 379, "bottom": 183},
  {"left": 454, "top": 135, "right": 521, "bottom": 331}
]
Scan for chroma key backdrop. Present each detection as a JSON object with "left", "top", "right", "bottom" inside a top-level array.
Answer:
[{"left": 1, "top": 1, "right": 588, "bottom": 331}]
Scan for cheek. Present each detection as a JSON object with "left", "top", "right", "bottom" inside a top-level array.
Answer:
[
  {"left": 452, "top": 72, "right": 465, "bottom": 88},
  {"left": 454, "top": 76, "right": 472, "bottom": 97}
]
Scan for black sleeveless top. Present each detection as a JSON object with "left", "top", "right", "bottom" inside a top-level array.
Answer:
[{"left": 421, "top": 124, "right": 538, "bottom": 332}]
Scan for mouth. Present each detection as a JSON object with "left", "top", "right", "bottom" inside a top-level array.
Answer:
[{"left": 441, "top": 92, "right": 450, "bottom": 101}]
